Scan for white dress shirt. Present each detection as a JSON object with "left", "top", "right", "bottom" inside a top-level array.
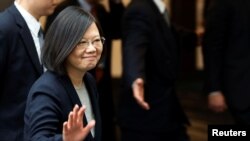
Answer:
[
  {"left": 153, "top": 0, "right": 166, "bottom": 14},
  {"left": 14, "top": 1, "right": 43, "bottom": 63}
]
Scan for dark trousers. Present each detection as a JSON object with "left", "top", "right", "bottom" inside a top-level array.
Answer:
[{"left": 231, "top": 108, "right": 250, "bottom": 125}]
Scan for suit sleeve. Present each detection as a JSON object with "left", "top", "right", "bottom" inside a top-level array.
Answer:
[
  {"left": 24, "top": 90, "right": 63, "bottom": 141},
  {"left": 122, "top": 8, "right": 151, "bottom": 86},
  {"left": 202, "top": 0, "right": 229, "bottom": 93},
  {"left": 0, "top": 25, "right": 9, "bottom": 97},
  {"left": 0, "top": 27, "right": 8, "bottom": 81}
]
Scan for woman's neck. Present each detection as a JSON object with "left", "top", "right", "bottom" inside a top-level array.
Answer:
[{"left": 67, "top": 70, "right": 85, "bottom": 88}]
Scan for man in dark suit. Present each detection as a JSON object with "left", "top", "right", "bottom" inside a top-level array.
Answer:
[
  {"left": 202, "top": 0, "right": 250, "bottom": 124},
  {"left": 117, "top": 0, "right": 190, "bottom": 141},
  {"left": 0, "top": 0, "right": 59, "bottom": 140}
]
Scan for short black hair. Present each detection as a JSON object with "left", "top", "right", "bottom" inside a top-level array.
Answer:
[{"left": 41, "top": 6, "right": 104, "bottom": 75}]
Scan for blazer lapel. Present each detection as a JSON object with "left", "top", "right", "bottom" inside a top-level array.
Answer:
[
  {"left": 84, "top": 74, "right": 101, "bottom": 140},
  {"left": 59, "top": 75, "right": 95, "bottom": 141},
  {"left": 147, "top": 0, "right": 175, "bottom": 55},
  {"left": 84, "top": 75, "right": 99, "bottom": 121},
  {"left": 147, "top": 0, "right": 179, "bottom": 74},
  {"left": 10, "top": 5, "right": 43, "bottom": 75}
]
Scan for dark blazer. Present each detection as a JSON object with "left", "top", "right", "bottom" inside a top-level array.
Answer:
[
  {"left": 118, "top": 0, "right": 189, "bottom": 132},
  {"left": 24, "top": 71, "right": 101, "bottom": 141},
  {"left": 0, "top": 5, "right": 43, "bottom": 141},
  {"left": 203, "top": 0, "right": 250, "bottom": 111}
]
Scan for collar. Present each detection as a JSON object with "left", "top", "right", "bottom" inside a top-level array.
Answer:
[
  {"left": 153, "top": 0, "right": 166, "bottom": 14},
  {"left": 78, "top": 0, "right": 92, "bottom": 12},
  {"left": 14, "top": 1, "right": 41, "bottom": 37}
]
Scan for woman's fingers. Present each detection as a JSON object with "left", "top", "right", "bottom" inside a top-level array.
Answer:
[{"left": 77, "top": 105, "right": 86, "bottom": 125}]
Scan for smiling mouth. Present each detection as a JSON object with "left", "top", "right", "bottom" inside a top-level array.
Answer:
[
  {"left": 83, "top": 56, "right": 96, "bottom": 58},
  {"left": 82, "top": 56, "right": 96, "bottom": 60}
]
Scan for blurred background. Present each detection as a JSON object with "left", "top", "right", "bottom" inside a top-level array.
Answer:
[{"left": 0, "top": 0, "right": 234, "bottom": 141}]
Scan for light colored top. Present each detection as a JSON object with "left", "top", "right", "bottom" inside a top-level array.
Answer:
[
  {"left": 75, "top": 83, "right": 95, "bottom": 137},
  {"left": 14, "top": 1, "right": 42, "bottom": 63},
  {"left": 154, "top": 0, "right": 170, "bottom": 26},
  {"left": 153, "top": 0, "right": 166, "bottom": 14}
]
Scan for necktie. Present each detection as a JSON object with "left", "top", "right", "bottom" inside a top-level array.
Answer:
[
  {"left": 38, "top": 27, "right": 44, "bottom": 69},
  {"left": 38, "top": 27, "right": 44, "bottom": 49},
  {"left": 163, "top": 9, "right": 171, "bottom": 26}
]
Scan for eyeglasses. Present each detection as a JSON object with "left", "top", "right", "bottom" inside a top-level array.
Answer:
[{"left": 77, "top": 36, "right": 105, "bottom": 49}]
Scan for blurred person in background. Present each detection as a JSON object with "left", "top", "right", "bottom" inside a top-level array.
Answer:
[
  {"left": 117, "top": 0, "right": 195, "bottom": 141},
  {"left": 203, "top": 0, "right": 250, "bottom": 124}
]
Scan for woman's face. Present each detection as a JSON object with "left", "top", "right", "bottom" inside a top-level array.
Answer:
[{"left": 65, "top": 22, "right": 103, "bottom": 75}]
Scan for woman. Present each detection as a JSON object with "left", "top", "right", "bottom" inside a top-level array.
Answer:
[{"left": 24, "top": 6, "right": 104, "bottom": 141}]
